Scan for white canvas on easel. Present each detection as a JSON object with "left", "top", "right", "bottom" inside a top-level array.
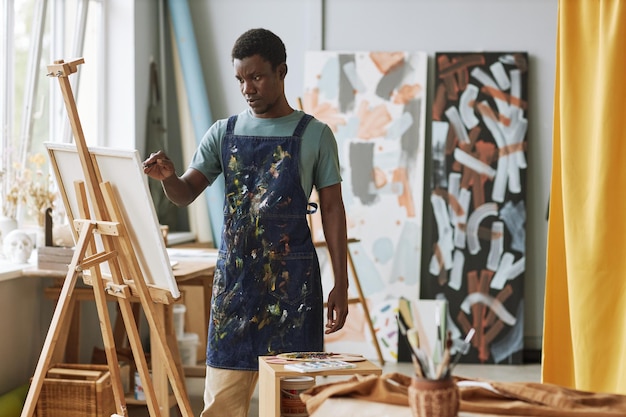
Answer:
[
  {"left": 46, "top": 142, "right": 179, "bottom": 299},
  {"left": 22, "top": 58, "right": 193, "bottom": 417}
]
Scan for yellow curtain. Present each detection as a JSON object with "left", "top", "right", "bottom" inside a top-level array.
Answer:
[{"left": 543, "top": 0, "right": 626, "bottom": 394}]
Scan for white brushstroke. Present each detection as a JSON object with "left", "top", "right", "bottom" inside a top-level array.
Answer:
[
  {"left": 490, "top": 61, "right": 511, "bottom": 91},
  {"left": 448, "top": 172, "right": 461, "bottom": 222},
  {"left": 453, "top": 148, "right": 497, "bottom": 178},
  {"left": 486, "top": 221, "right": 504, "bottom": 271},
  {"left": 509, "top": 256, "right": 525, "bottom": 279},
  {"left": 471, "top": 67, "right": 509, "bottom": 121},
  {"left": 466, "top": 202, "right": 499, "bottom": 255},
  {"left": 491, "top": 252, "right": 515, "bottom": 290},
  {"left": 460, "top": 292, "right": 517, "bottom": 326},
  {"left": 492, "top": 153, "right": 508, "bottom": 203},
  {"left": 453, "top": 188, "right": 471, "bottom": 249},
  {"left": 429, "top": 252, "right": 441, "bottom": 276},
  {"left": 477, "top": 100, "right": 506, "bottom": 148},
  {"left": 449, "top": 249, "right": 464, "bottom": 291},
  {"left": 445, "top": 106, "right": 471, "bottom": 144},
  {"left": 507, "top": 152, "right": 522, "bottom": 194},
  {"left": 459, "top": 84, "right": 480, "bottom": 129},
  {"left": 431, "top": 194, "right": 454, "bottom": 270}
]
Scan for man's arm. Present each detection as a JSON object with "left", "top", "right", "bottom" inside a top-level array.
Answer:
[
  {"left": 143, "top": 150, "right": 209, "bottom": 207},
  {"left": 318, "top": 183, "right": 349, "bottom": 334}
]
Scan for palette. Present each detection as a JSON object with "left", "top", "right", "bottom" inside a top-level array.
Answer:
[{"left": 275, "top": 352, "right": 365, "bottom": 362}]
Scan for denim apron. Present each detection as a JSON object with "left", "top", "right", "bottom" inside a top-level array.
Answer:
[{"left": 207, "top": 113, "right": 324, "bottom": 370}]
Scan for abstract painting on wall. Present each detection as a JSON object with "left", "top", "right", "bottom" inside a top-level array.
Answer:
[
  {"left": 302, "top": 51, "right": 428, "bottom": 362},
  {"left": 423, "top": 52, "right": 528, "bottom": 364}
]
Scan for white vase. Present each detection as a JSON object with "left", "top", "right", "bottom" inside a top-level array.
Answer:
[{"left": 0, "top": 215, "right": 18, "bottom": 246}]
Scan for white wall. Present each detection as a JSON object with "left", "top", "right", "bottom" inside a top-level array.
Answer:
[{"left": 181, "top": 0, "right": 556, "bottom": 350}]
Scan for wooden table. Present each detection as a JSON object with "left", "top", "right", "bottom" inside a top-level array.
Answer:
[{"left": 258, "top": 356, "right": 382, "bottom": 417}]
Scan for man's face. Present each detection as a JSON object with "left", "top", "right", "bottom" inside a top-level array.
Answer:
[{"left": 234, "top": 54, "right": 286, "bottom": 118}]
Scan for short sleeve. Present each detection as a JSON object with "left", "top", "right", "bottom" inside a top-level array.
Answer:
[
  {"left": 314, "top": 125, "right": 342, "bottom": 190},
  {"left": 189, "top": 120, "right": 227, "bottom": 185}
]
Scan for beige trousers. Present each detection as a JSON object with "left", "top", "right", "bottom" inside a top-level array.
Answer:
[{"left": 200, "top": 366, "right": 259, "bottom": 417}]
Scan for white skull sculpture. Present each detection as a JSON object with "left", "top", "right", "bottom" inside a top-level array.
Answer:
[{"left": 3, "top": 230, "right": 34, "bottom": 264}]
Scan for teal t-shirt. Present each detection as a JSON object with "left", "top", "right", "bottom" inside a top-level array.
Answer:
[{"left": 189, "top": 109, "right": 342, "bottom": 198}]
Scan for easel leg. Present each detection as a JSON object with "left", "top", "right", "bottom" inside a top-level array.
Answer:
[
  {"left": 89, "top": 267, "right": 130, "bottom": 416},
  {"left": 348, "top": 249, "right": 385, "bottom": 365},
  {"left": 152, "top": 304, "right": 171, "bottom": 417},
  {"left": 21, "top": 224, "right": 93, "bottom": 417}
]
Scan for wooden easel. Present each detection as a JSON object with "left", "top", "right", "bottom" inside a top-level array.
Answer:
[{"left": 20, "top": 58, "right": 193, "bottom": 417}]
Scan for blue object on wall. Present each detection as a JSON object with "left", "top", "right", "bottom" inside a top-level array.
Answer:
[{"left": 167, "top": 0, "right": 224, "bottom": 247}]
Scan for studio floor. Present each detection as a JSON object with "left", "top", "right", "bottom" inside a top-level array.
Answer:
[{"left": 129, "top": 361, "right": 542, "bottom": 417}]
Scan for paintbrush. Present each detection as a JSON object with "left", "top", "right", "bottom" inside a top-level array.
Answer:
[
  {"left": 446, "top": 328, "right": 476, "bottom": 378},
  {"left": 396, "top": 314, "right": 428, "bottom": 378},
  {"left": 435, "top": 331, "right": 453, "bottom": 379}
]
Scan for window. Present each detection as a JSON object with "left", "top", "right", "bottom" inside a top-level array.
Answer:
[{"left": 1, "top": 0, "right": 103, "bottom": 226}]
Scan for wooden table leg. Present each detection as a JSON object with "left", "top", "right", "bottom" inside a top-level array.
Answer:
[{"left": 258, "top": 359, "right": 281, "bottom": 417}]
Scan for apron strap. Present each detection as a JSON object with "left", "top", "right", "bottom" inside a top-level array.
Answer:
[
  {"left": 226, "top": 115, "right": 238, "bottom": 135},
  {"left": 292, "top": 114, "right": 314, "bottom": 138}
]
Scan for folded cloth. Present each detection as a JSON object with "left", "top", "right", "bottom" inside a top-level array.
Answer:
[
  {"left": 300, "top": 373, "right": 411, "bottom": 414},
  {"left": 458, "top": 376, "right": 626, "bottom": 416},
  {"left": 300, "top": 373, "right": 626, "bottom": 417}
]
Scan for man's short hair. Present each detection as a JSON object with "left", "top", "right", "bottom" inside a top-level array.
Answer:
[{"left": 231, "top": 28, "right": 286, "bottom": 70}]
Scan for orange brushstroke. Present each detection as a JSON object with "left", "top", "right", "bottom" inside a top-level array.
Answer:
[
  {"left": 356, "top": 101, "right": 392, "bottom": 139},
  {"left": 437, "top": 55, "right": 459, "bottom": 101},
  {"left": 437, "top": 54, "right": 486, "bottom": 78},
  {"left": 475, "top": 140, "right": 497, "bottom": 165},
  {"left": 471, "top": 172, "right": 486, "bottom": 209},
  {"left": 485, "top": 284, "right": 513, "bottom": 327},
  {"left": 302, "top": 88, "right": 346, "bottom": 133},
  {"left": 392, "top": 167, "right": 415, "bottom": 218},
  {"left": 438, "top": 54, "right": 486, "bottom": 101},
  {"left": 370, "top": 51, "right": 405, "bottom": 74},
  {"left": 457, "top": 311, "right": 473, "bottom": 336},
  {"left": 498, "top": 142, "right": 526, "bottom": 157},
  {"left": 476, "top": 101, "right": 512, "bottom": 127},
  {"left": 372, "top": 166, "right": 387, "bottom": 189},
  {"left": 468, "top": 126, "right": 481, "bottom": 145},
  {"left": 446, "top": 124, "right": 458, "bottom": 155},
  {"left": 483, "top": 320, "right": 504, "bottom": 346},
  {"left": 481, "top": 85, "right": 528, "bottom": 110},
  {"left": 392, "top": 83, "right": 422, "bottom": 105},
  {"left": 432, "top": 83, "right": 447, "bottom": 121}
]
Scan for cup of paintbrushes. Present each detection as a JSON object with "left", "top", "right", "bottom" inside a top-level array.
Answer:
[
  {"left": 408, "top": 376, "right": 459, "bottom": 417},
  {"left": 409, "top": 331, "right": 459, "bottom": 417}
]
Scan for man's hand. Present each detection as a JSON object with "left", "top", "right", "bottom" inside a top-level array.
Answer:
[
  {"left": 143, "top": 150, "right": 175, "bottom": 180},
  {"left": 325, "top": 286, "right": 348, "bottom": 334}
]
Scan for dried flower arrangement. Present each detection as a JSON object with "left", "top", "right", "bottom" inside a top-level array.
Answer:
[{"left": 1, "top": 152, "right": 58, "bottom": 226}]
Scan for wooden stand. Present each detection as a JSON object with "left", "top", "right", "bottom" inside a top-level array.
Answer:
[
  {"left": 20, "top": 58, "right": 193, "bottom": 417},
  {"left": 258, "top": 356, "right": 382, "bottom": 417},
  {"left": 315, "top": 238, "right": 385, "bottom": 365}
]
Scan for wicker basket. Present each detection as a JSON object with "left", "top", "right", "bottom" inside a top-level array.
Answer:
[
  {"left": 408, "top": 377, "right": 459, "bottom": 417},
  {"left": 34, "top": 364, "right": 116, "bottom": 417}
]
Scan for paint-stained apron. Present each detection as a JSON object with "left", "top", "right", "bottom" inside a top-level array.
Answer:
[{"left": 206, "top": 113, "right": 323, "bottom": 370}]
